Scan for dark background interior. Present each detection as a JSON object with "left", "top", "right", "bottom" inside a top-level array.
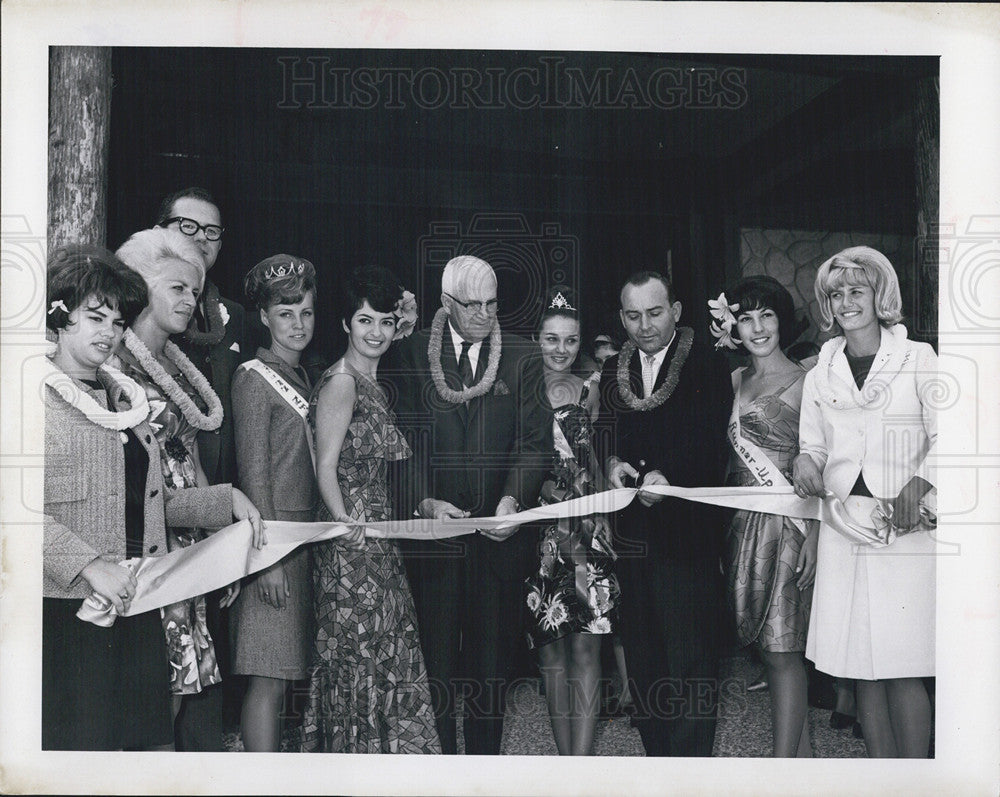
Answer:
[{"left": 106, "top": 49, "right": 937, "bottom": 362}]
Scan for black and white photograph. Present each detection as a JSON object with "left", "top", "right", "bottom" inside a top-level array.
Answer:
[{"left": 1, "top": 2, "right": 998, "bottom": 795}]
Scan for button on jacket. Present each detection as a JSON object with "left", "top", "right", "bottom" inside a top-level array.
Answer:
[{"left": 44, "top": 371, "right": 233, "bottom": 600}]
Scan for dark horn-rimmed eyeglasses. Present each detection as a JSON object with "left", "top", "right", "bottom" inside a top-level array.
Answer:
[{"left": 162, "top": 216, "right": 224, "bottom": 241}]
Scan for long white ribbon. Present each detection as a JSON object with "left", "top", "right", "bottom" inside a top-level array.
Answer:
[{"left": 77, "top": 484, "right": 911, "bottom": 627}]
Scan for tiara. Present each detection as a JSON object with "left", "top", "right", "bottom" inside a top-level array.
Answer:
[
  {"left": 549, "top": 291, "right": 576, "bottom": 311},
  {"left": 263, "top": 260, "right": 306, "bottom": 281}
]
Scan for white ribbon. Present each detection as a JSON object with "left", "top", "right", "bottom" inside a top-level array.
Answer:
[{"left": 77, "top": 484, "right": 915, "bottom": 627}]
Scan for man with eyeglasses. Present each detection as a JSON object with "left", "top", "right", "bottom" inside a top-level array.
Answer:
[
  {"left": 155, "top": 186, "right": 248, "bottom": 752},
  {"left": 385, "top": 255, "right": 552, "bottom": 755}
]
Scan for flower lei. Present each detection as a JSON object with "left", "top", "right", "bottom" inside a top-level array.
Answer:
[
  {"left": 44, "top": 361, "right": 150, "bottom": 431},
  {"left": 122, "top": 329, "right": 224, "bottom": 430},
  {"left": 427, "top": 307, "right": 502, "bottom": 403},
  {"left": 616, "top": 327, "right": 694, "bottom": 411},
  {"left": 812, "top": 325, "right": 911, "bottom": 410},
  {"left": 707, "top": 292, "right": 740, "bottom": 350},
  {"left": 180, "top": 280, "right": 226, "bottom": 347}
]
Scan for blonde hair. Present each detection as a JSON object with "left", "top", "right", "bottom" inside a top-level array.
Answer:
[
  {"left": 115, "top": 227, "right": 205, "bottom": 289},
  {"left": 814, "top": 246, "right": 903, "bottom": 331}
]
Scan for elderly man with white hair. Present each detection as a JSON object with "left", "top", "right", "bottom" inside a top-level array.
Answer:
[{"left": 386, "top": 255, "right": 552, "bottom": 755}]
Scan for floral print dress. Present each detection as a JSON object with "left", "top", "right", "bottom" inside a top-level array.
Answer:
[
  {"left": 116, "top": 350, "right": 221, "bottom": 695},
  {"left": 300, "top": 362, "right": 440, "bottom": 754},
  {"left": 525, "top": 381, "right": 620, "bottom": 649}
]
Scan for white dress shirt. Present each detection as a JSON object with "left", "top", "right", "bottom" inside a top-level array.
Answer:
[{"left": 641, "top": 331, "right": 675, "bottom": 397}]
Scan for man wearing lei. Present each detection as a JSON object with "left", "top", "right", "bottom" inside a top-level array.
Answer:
[
  {"left": 154, "top": 188, "right": 248, "bottom": 751},
  {"left": 384, "top": 255, "right": 552, "bottom": 755},
  {"left": 597, "top": 270, "right": 732, "bottom": 757}
]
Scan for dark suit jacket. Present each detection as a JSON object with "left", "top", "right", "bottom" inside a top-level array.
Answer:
[
  {"left": 174, "top": 284, "right": 248, "bottom": 488},
  {"left": 385, "top": 326, "right": 553, "bottom": 581},
  {"left": 596, "top": 332, "right": 733, "bottom": 561}
]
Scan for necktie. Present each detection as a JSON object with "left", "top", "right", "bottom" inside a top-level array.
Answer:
[
  {"left": 458, "top": 341, "right": 474, "bottom": 387},
  {"left": 642, "top": 353, "right": 657, "bottom": 397}
]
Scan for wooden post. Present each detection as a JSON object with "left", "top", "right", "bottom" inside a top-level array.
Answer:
[
  {"left": 47, "top": 46, "right": 112, "bottom": 251},
  {"left": 914, "top": 75, "right": 939, "bottom": 345}
]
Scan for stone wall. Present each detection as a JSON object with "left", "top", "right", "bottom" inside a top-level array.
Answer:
[{"left": 739, "top": 228, "right": 913, "bottom": 346}]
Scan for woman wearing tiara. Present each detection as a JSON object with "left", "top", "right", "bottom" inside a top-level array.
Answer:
[
  {"left": 115, "top": 228, "right": 261, "bottom": 721},
  {"left": 708, "top": 275, "right": 818, "bottom": 757},
  {"left": 42, "top": 245, "right": 254, "bottom": 750},
  {"left": 525, "top": 289, "right": 619, "bottom": 756},
  {"left": 300, "top": 265, "right": 439, "bottom": 753},
  {"left": 230, "top": 255, "right": 319, "bottom": 751}
]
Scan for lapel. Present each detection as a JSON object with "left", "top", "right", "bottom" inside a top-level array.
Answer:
[
  {"left": 256, "top": 347, "right": 311, "bottom": 396},
  {"left": 866, "top": 325, "right": 903, "bottom": 382},
  {"left": 629, "top": 335, "right": 678, "bottom": 398},
  {"left": 650, "top": 335, "right": 680, "bottom": 394},
  {"left": 99, "top": 369, "right": 159, "bottom": 465},
  {"left": 828, "top": 326, "right": 903, "bottom": 401}
]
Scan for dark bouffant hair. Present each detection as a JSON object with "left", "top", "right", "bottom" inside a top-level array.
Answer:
[
  {"left": 155, "top": 186, "right": 218, "bottom": 226},
  {"left": 244, "top": 254, "right": 317, "bottom": 310},
  {"left": 537, "top": 286, "right": 581, "bottom": 331},
  {"left": 726, "top": 275, "right": 797, "bottom": 351},
  {"left": 46, "top": 244, "right": 148, "bottom": 332},
  {"left": 341, "top": 265, "right": 405, "bottom": 322}
]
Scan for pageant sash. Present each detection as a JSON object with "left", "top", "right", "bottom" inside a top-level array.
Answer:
[
  {"left": 727, "top": 369, "right": 809, "bottom": 537},
  {"left": 76, "top": 484, "right": 922, "bottom": 627},
  {"left": 240, "top": 359, "right": 316, "bottom": 469}
]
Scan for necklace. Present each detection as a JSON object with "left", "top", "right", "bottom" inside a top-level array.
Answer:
[
  {"left": 616, "top": 327, "right": 693, "bottom": 411},
  {"left": 45, "top": 360, "right": 150, "bottom": 430},
  {"left": 428, "top": 307, "right": 502, "bottom": 403},
  {"left": 180, "top": 280, "right": 226, "bottom": 346},
  {"left": 122, "top": 329, "right": 223, "bottom": 430}
]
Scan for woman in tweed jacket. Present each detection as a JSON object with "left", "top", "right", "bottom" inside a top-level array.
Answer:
[
  {"left": 230, "top": 255, "right": 319, "bottom": 751},
  {"left": 43, "top": 246, "right": 260, "bottom": 750}
]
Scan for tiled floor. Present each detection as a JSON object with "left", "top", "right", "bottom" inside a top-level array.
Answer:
[{"left": 224, "top": 654, "right": 869, "bottom": 757}]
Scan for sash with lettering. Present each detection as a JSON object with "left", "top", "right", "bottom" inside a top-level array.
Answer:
[
  {"left": 727, "top": 368, "right": 809, "bottom": 536},
  {"left": 239, "top": 358, "right": 315, "bottom": 470}
]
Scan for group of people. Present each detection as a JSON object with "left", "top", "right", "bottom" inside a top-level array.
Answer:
[{"left": 42, "top": 186, "right": 937, "bottom": 759}]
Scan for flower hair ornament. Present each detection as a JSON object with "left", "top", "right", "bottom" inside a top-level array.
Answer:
[
  {"left": 707, "top": 292, "right": 740, "bottom": 350},
  {"left": 549, "top": 291, "right": 576, "bottom": 311},
  {"left": 263, "top": 259, "right": 306, "bottom": 281},
  {"left": 393, "top": 290, "right": 418, "bottom": 341}
]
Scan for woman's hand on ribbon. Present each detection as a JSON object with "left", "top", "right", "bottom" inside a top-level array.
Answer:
[
  {"left": 795, "top": 529, "right": 819, "bottom": 590},
  {"left": 81, "top": 557, "right": 137, "bottom": 615},
  {"left": 331, "top": 509, "right": 367, "bottom": 550},
  {"left": 637, "top": 470, "right": 669, "bottom": 507},
  {"left": 255, "top": 561, "right": 289, "bottom": 609},
  {"left": 232, "top": 488, "right": 266, "bottom": 549},
  {"left": 791, "top": 454, "right": 825, "bottom": 498}
]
